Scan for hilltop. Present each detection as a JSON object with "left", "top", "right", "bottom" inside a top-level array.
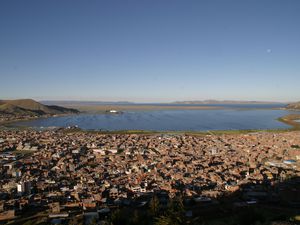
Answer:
[
  {"left": 0, "top": 99, "right": 79, "bottom": 116},
  {"left": 286, "top": 102, "right": 300, "bottom": 110}
]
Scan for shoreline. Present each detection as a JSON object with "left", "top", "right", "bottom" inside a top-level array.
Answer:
[
  {"left": 61, "top": 104, "right": 292, "bottom": 112},
  {"left": 62, "top": 127, "right": 294, "bottom": 136},
  {"left": 69, "top": 104, "right": 225, "bottom": 113},
  {"left": 277, "top": 114, "right": 300, "bottom": 130},
  {"left": 0, "top": 113, "right": 77, "bottom": 128}
]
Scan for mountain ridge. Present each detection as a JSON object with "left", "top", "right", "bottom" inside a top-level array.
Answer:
[{"left": 172, "top": 100, "right": 286, "bottom": 104}]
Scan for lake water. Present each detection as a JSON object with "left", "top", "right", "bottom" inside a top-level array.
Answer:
[{"left": 13, "top": 105, "right": 298, "bottom": 131}]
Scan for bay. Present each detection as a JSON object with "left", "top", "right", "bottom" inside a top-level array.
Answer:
[{"left": 13, "top": 106, "right": 297, "bottom": 131}]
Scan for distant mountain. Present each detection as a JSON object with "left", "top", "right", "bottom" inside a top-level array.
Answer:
[
  {"left": 40, "top": 100, "right": 134, "bottom": 106},
  {"left": 0, "top": 99, "right": 79, "bottom": 116},
  {"left": 172, "top": 100, "right": 283, "bottom": 104},
  {"left": 286, "top": 102, "right": 300, "bottom": 110}
]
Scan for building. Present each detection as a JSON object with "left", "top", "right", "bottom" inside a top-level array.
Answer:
[{"left": 17, "top": 181, "right": 31, "bottom": 195}]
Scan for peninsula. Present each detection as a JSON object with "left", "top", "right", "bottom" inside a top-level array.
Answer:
[
  {"left": 0, "top": 99, "right": 79, "bottom": 124},
  {"left": 286, "top": 102, "right": 300, "bottom": 110}
]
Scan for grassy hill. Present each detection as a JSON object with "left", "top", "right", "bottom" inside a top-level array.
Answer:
[
  {"left": 0, "top": 99, "right": 79, "bottom": 116},
  {"left": 286, "top": 102, "right": 300, "bottom": 110}
]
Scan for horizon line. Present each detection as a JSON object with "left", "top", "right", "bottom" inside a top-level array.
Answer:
[
  {"left": 0, "top": 97, "right": 295, "bottom": 104},
  {"left": 39, "top": 99, "right": 292, "bottom": 104}
]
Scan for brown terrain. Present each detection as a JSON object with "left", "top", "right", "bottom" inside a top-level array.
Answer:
[
  {"left": 0, "top": 99, "right": 78, "bottom": 116},
  {"left": 286, "top": 102, "right": 300, "bottom": 110}
]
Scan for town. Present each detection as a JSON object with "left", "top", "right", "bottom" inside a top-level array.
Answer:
[
  {"left": 0, "top": 128, "right": 299, "bottom": 224},
  {"left": 2, "top": 0, "right": 300, "bottom": 224}
]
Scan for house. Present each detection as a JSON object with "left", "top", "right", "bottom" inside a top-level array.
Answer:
[
  {"left": 0, "top": 210, "right": 15, "bottom": 221},
  {"left": 109, "top": 187, "right": 119, "bottom": 199},
  {"left": 17, "top": 181, "right": 31, "bottom": 195},
  {"left": 82, "top": 199, "right": 96, "bottom": 209},
  {"left": 49, "top": 202, "right": 60, "bottom": 213}
]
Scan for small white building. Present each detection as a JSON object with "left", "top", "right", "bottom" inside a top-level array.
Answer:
[
  {"left": 17, "top": 181, "right": 31, "bottom": 194},
  {"left": 93, "top": 149, "right": 106, "bottom": 155}
]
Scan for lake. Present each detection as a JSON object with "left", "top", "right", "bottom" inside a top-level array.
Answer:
[{"left": 13, "top": 105, "right": 298, "bottom": 131}]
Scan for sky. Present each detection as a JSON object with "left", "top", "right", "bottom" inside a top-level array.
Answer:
[{"left": 0, "top": 0, "right": 300, "bottom": 103}]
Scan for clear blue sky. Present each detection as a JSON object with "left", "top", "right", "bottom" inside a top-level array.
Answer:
[{"left": 0, "top": 0, "right": 299, "bottom": 102}]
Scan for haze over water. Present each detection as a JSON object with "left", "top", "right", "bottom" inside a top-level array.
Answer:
[{"left": 14, "top": 104, "right": 297, "bottom": 131}]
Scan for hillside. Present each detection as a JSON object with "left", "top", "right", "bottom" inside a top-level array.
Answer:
[
  {"left": 286, "top": 102, "right": 300, "bottom": 110},
  {"left": 0, "top": 99, "right": 79, "bottom": 116}
]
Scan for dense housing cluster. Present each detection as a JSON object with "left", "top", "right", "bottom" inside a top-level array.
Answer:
[{"left": 0, "top": 129, "right": 299, "bottom": 223}]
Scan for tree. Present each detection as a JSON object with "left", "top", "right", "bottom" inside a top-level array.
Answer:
[
  {"left": 23, "top": 220, "right": 36, "bottom": 225},
  {"left": 130, "top": 210, "right": 140, "bottom": 225},
  {"left": 110, "top": 208, "right": 130, "bottom": 225},
  {"left": 168, "top": 195, "right": 184, "bottom": 214},
  {"left": 149, "top": 195, "right": 160, "bottom": 217},
  {"left": 68, "top": 215, "right": 84, "bottom": 225},
  {"left": 154, "top": 215, "right": 174, "bottom": 225},
  {"left": 155, "top": 194, "right": 186, "bottom": 225},
  {"left": 89, "top": 217, "right": 98, "bottom": 225}
]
